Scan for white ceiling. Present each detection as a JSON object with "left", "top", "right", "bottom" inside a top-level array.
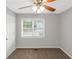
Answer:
[{"left": 6, "top": 0, "right": 72, "bottom": 14}]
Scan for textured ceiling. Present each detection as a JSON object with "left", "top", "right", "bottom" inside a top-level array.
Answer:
[{"left": 6, "top": 0, "right": 72, "bottom": 14}]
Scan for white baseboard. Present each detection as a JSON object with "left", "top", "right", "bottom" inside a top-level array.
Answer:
[
  {"left": 16, "top": 46, "right": 59, "bottom": 48},
  {"left": 60, "top": 48, "right": 72, "bottom": 58}
]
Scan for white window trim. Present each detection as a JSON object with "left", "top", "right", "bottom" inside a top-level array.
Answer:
[{"left": 21, "top": 18, "right": 45, "bottom": 38}]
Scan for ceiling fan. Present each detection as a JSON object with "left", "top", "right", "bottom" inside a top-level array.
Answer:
[{"left": 18, "top": 0, "right": 56, "bottom": 13}]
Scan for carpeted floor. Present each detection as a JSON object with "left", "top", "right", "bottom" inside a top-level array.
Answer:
[{"left": 7, "top": 48, "right": 71, "bottom": 59}]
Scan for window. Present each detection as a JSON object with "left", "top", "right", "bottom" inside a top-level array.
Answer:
[{"left": 21, "top": 18, "right": 45, "bottom": 38}]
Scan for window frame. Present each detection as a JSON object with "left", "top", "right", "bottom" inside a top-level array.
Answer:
[{"left": 21, "top": 18, "right": 45, "bottom": 38}]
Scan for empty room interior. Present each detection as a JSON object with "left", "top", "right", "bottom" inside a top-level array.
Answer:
[{"left": 6, "top": 0, "right": 72, "bottom": 59}]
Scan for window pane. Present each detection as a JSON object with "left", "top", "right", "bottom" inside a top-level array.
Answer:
[
  {"left": 34, "top": 20, "right": 43, "bottom": 29},
  {"left": 33, "top": 20, "right": 44, "bottom": 36},
  {"left": 23, "top": 20, "right": 32, "bottom": 29},
  {"left": 22, "top": 20, "right": 33, "bottom": 36},
  {"left": 23, "top": 20, "right": 32, "bottom": 32}
]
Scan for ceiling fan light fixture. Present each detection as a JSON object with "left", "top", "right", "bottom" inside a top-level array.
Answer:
[
  {"left": 32, "top": 6, "right": 41, "bottom": 13},
  {"left": 40, "top": 6, "right": 45, "bottom": 11},
  {"left": 37, "top": 9, "right": 41, "bottom": 13},
  {"left": 32, "top": 6, "right": 45, "bottom": 13}
]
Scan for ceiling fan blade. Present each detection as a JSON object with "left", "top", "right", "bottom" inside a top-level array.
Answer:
[
  {"left": 18, "top": 5, "right": 33, "bottom": 9},
  {"left": 47, "top": 0, "right": 56, "bottom": 2},
  {"left": 44, "top": 5, "right": 56, "bottom": 11}
]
